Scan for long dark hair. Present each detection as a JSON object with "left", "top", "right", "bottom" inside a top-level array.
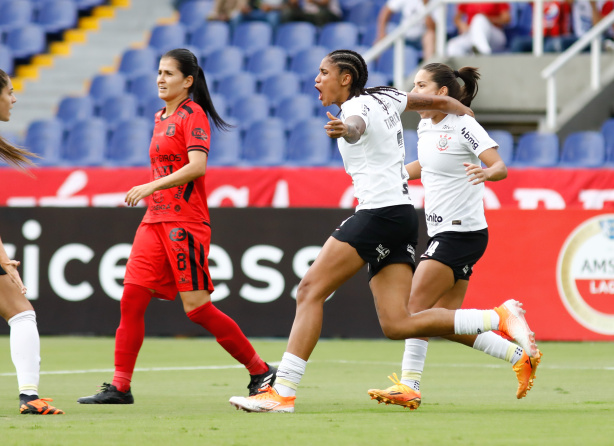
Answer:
[
  {"left": 162, "top": 48, "right": 232, "bottom": 131},
  {"left": 0, "top": 69, "right": 37, "bottom": 170},
  {"left": 421, "top": 63, "right": 480, "bottom": 107},
  {"left": 327, "top": 49, "right": 403, "bottom": 107}
]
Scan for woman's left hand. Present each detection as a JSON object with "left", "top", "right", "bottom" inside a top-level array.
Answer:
[
  {"left": 464, "top": 162, "right": 488, "bottom": 185},
  {"left": 125, "top": 183, "right": 156, "bottom": 207}
]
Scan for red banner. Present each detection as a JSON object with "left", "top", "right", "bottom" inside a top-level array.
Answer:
[{"left": 0, "top": 167, "right": 613, "bottom": 209}]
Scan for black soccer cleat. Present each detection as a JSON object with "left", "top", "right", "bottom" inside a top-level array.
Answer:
[
  {"left": 247, "top": 363, "right": 277, "bottom": 396},
  {"left": 77, "top": 383, "right": 134, "bottom": 404}
]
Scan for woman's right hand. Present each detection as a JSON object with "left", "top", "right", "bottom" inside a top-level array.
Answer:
[{"left": 1, "top": 260, "right": 27, "bottom": 294}]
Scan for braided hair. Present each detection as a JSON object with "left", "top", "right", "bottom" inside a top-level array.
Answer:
[{"left": 327, "top": 49, "right": 403, "bottom": 108}]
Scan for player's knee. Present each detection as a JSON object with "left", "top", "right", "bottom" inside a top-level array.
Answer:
[
  {"left": 379, "top": 318, "right": 407, "bottom": 340},
  {"left": 295, "top": 278, "right": 326, "bottom": 306}
]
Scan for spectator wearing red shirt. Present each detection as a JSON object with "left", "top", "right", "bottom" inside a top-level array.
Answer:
[
  {"left": 510, "top": 2, "right": 573, "bottom": 53},
  {"left": 447, "top": 3, "right": 511, "bottom": 56},
  {"left": 78, "top": 48, "right": 276, "bottom": 405}
]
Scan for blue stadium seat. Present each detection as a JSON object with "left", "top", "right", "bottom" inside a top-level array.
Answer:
[
  {"left": 5, "top": 24, "right": 46, "bottom": 60},
  {"left": 272, "top": 94, "right": 315, "bottom": 130},
  {"left": 290, "top": 46, "right": 328, "bottom": 82},
  {"left": 317, "top": 22, "right": 359, "bottom": 51},
  {"left": 140, "top": 95, "right": 165, "bottom": 119},
  {"left": 286, "top": 118, "right": 332, "bottom": 166},
  {"left": 375, "top": 47, "right": 420, "bottom": 84},
  {"left": 241, "top": 118, "right": 286, "bottom": 166},
  {"left": 513, "top": 132, "right": 559, "bottom": 167},
  {"left": 98, "top": 94, "right": 139, "bottom": 130},
  {"left": 0, "top": 1, "right": 33, "bottom": 32},
  {"left": 188, "top": 21, "right": 230, "bottom": 57},
  {"left": 149, "top": 23, "right": 187, "bottom": 56},
  {"left": 73, "top": 0, "right": 106, "bottom": 11},
  {"left": 119, "top": 47, "right": 158, "bottom": 81},
  {"left": 601, "top": 118, "right": 614, "bottom": 165},
  {"left": 61, "top": 118, "right": 107, "bottom": 166},
  {"left": 24, "top": 119, "right": 63, "bottom": 166},
  {"left": 128, "top": 72, "right": 158, "bottom": 101},
  {"left": 89, "top": 73, "right": 127, "bottom": 107},
  {"left": 216, "top": 72, "right": 257, "bottom": 105},
  {"left": 203, "top": 46, "right": 244, "bottom": 82},
  {"left": 209, "top": 93, "right": 228, "bottom": 119},
  {"left": 365, "top": 71, "right": 390, "bottom": 88},
  {"left": 0, "top": 45, "right": 13, "bottom": 75},
  {"left": 345, "top": 1, "right": 377, "bottom": 34},
  {"left": 208, "top": 124, "right": 242, "bottom": 166},
  {"left": 179, "top": 0, "right": 213, "bottom": 32},
  {"left": 403, "top": 129, "right": 418, "bottom": 162},
  {"left": 231, "top": 21, "right": 273, "bottom": 58},
  {"left": 105, "top": 117, "right": 152, "bottom": 166},
  {"left": 559, "top": 131, "right": 605, "bottom": 168},
  {"left": 487, "top": 130, "right": 514, "bottom": 165},
  {"left": 274, "top": 22, "right": 317, "bottom": 58},
  {"left": 245, "top": 46, "right": 287, "bottom": 81},
  {"left": 228, "top": 94, "right": 270, "bottom": 130},
  {"left": 35, "top": 0, "right": 77, "bottom": 34},
  {"left": 260, "top": 72, "right": 300, "bottom": 108},
  {"left": 56, "top": 96, "right": 95, "bottom": 129}
]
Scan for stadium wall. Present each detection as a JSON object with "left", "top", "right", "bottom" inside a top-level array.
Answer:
[{"left": 0, "top": 207, "right": 612, "bottom": 341}]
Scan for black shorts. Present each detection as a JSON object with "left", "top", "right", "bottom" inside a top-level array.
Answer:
[
  {"left": 0, "top": 265, "right": 5, "bottom": 275},
  {"left": 420, "top": 228, "right": 488, "bottom": 281},
  {"left": 332, "top": 204, "right": 419, "bottom": 280}
]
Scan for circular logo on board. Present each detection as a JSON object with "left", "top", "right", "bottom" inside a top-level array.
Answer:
[{"left": 556, "top": 214, "right": 614, "bottom": 335}]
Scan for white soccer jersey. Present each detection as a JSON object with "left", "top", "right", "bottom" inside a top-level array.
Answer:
[
  {"left": 338, "top": 90, "right": 412, "bottom": 211},
  {"left": 417, "top": 113, "right": 498, "bottom": 236}
]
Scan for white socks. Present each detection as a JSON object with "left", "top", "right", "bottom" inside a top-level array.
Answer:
[
  {"left": 454, "top": 309, "right": 500, "bottom": 335},
  {"left": 8, "top": 310, "right": 40, "bottom": 396},
  {"left": 274, "top": 352, "right": 307, "bottom": 397},
  {"left": 401, "top": 339, "right": 428, "bottom": 391},
  {"left": 473, "top": 331, "right": 524, "bottom": 365}
]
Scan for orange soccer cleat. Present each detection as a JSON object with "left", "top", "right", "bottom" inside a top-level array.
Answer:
[
  {"left": 20, "top": 398, "right": 64, "bottom": 415},
  {"left": 229, "top": 384, "right": 295, "bottom": 413},
  {"left": 367, "top": 373, "right": 421, "bottom": 410},
  {"left": 513, "top": 349, "right": 542, "bottom": 399},
  {"left": 495, "top": 299, "right": 538, "bottom": 358}
]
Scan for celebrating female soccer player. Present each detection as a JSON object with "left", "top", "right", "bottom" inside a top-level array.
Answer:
[
  {"left": 228, "top": 50, "right": 539, "bottom": 413},
  {"left": 367, "top": 63, "right": 541, "bottom": 411},
  {"left": 0, "top": 69, "right": 64, "bottom": 415},
  {"left": 78, "top": 49, "right": 275, "bottom": 404}
]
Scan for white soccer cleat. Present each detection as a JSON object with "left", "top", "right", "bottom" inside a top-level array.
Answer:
[
  {"left": 229, "top": 385, "right": 295, "bottom": 413},
  {"left": 494, "top": 299, "right": 538, "bottom": 357}
]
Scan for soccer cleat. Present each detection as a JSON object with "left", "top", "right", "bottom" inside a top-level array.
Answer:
[
  {"left": 77, "top": 383, "right": 134, "bottom": 404},
  {"left": 247, "top": 363, "right": 277, "bottom": 396},
  {"left": 367, "top": 373, "right": 421, "bottom": 410},
  {"left": 229, "top": 384, "right": 295, "bottom": 413},
  {"left": 514, "top": 349, "right": 542, "bottom": 399},
  {"left": 20, "top": 398, "right": 64, "bottom": 415},
  {"left": 494, "top": 299, "right": 538, "bottom": 358}
]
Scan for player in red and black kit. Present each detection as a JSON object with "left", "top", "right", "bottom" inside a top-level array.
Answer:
[{"left": 78, "top": 48, "right": 276, "bottom": 404}]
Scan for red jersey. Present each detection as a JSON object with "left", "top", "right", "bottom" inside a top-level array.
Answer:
[
  {"left": 143, "top": 98, "right": 211, "bottom": 224},
  {"left": 458, "top": 3, "right": 510, "bottom": 25},
  {"left": 542, "top": 2, "right": 571, "bottom": 37}
]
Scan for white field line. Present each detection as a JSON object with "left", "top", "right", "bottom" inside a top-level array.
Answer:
[{"left": 1, "top": 359, "right": 613, "bottom": 377}]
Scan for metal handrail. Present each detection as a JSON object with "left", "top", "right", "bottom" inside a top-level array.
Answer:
[{"left": 541, "top": 10, "right": 614, "bottom": 130}]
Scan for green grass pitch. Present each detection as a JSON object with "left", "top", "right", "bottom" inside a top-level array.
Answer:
[{"left": 1, "top": 337, "right": 613, "bottom": 445}]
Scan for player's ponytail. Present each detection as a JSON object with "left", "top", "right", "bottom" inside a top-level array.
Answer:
[
  {"left": 162, "top": 48, "right": 233, "bottom": 131},
  {"left": 421, "top": 63, "right": 480, "bottom": 107}
]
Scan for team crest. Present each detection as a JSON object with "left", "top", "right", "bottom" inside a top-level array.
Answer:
[
  {"left": 437, "top": 135, "right": 451, "bottom": 151},
  {"left": 166, "top": 123, "right": 176, "bottom": 136}
]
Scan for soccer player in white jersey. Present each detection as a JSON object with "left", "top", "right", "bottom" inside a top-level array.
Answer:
[
  {"left": 367, "top": 63, "right": 542, "bottom": 411},
  {"left": 228, "top": 50, "right": 539, "bottom": 413}
]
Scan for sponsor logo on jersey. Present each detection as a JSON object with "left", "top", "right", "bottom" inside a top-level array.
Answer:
[
  {"left": 376, "top": 244, "right": 390, "bottom": 262},
  {"left": 166, "top": 123, "right": 176, "bottom": 136},
  {"left": 397, "top": 130, "right": 404, "bottom": 149},
  {"left": 174, "top": 184, "right": 185, "bottom": 200},
  {"left": 169, "top": 227, "right": 187, "bottom": 241},
  {"left": 151, "top": 154, "right": 183, "bottom": 163},
  {"left": 174, "top": 204, "right": 181, "bottom": 212},
  {"left": 361, "top": 104, "right": 370, "bottom": 116},
  {"left": 425, "top": 212, "right": 444, "bottom": 224},
  {"left": 437, "top": 135, "right": 451, "bottom": 151},
  {"left": 152, "top": 191, "right": 164, "bottom": 204},
  {"left": 460, "top": 127, "right": 479, "bottom": 150},
  {"left": 192, "top": 128, "right": 208, "bottom": 141},
  {"left": 557, "top": 214, "right": 614, "bottom": 334}
]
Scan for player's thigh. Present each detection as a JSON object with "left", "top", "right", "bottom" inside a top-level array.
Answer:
[
  {"left": 408, "top": 259, "right": 455, "bottom": 313},
  {"left": 369, "top": 263, "right": 413, "bottom": 326},
  {"left": 0, "top": 276, "right": 33, "bottom": 321},
  {"left": 297, "top": 236, "right": 365, "bottom": 303}
]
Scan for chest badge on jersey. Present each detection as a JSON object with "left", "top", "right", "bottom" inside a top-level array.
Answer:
[
  {"left": 437, "top": 134, "right": 452, "bottom": 151},
  {"left": 166, "top": 123, "right": 176, "bottom": 136}
]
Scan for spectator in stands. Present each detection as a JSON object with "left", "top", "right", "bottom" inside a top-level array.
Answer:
[
  {"left": 227, "top": 49, "right": 538, "bottom": 414},
  {"left": 0, "top": 68, "right": 64, "bottom": 416},
  {"left": 603, "top": 1, "right": 614, "bottom": 50},
  {"left": 233, "top": 0, "right": 286, "bottom": 30},
  {"left": 77, "top": 48, "right": 276, "bottom": 405},
  {"left": 208, "top": 0, "right": 243, "bottom": 22},
  {"left": 375, "top": 0, "right": 436, "bottom": 61},
  {"left": 281, "top": 0, "right": 342, "bottom": 27},
  {"left": 510, "top": 2, "right": 573, "bottom": 53},
  {"left": 447, "top": 2, "right": 511, "bottom": 56}
]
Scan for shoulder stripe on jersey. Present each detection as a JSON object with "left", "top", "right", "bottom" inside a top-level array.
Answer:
[
  {"left": 187, "top": 145, "right": 209, "bottom": 154},
  {"left": 181, "top": 103, "right": 194, "bottom": 114},
  {"left": 187, "top": 232, "right": 200, "bottom": 290},
  {"left": 183, "top": 181, "right": 195, "bottom": 203}
]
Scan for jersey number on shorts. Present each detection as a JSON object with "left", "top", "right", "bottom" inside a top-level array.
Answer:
[{"left": 424, "top": 240, "right": 439, "bottom": 257}]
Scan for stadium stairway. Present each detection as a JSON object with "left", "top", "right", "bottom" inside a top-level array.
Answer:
[{"left": 6, "top": 0, "right": 176, "bottom": 136}]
